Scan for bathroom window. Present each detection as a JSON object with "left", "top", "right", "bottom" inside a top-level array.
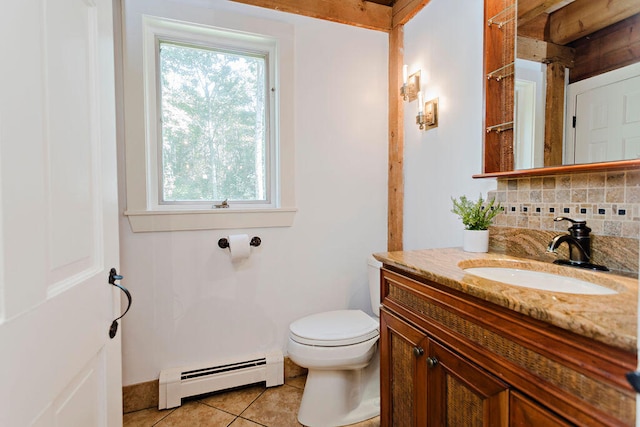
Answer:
[
  {"left": 123, "top": 15, "right": 296, "bottom": 232},
  {"left": 158, "top": 41, "right": 271, "bottom": 206}
]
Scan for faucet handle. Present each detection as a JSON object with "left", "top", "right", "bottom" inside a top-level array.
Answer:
[
  {"left": 553, "top": 217, "right": 586, "bottom": 225},
  {"left": 554, "top": 217, "right": 591, "bottom": 237}
]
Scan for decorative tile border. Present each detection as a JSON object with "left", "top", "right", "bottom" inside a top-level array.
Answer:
[{"left": 488, "top": 171, "right": 640, "bottom": 239}]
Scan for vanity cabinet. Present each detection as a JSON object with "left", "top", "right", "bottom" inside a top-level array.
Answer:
[
  {"left": 380, "top": 267, "right": 636, "bottom": 427},
  {"left": 381, "top": 310, "right": 510, "bottom": 426}
]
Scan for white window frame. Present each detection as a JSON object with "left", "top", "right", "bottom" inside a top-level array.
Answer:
[{"left": 122, "top": 14, "right": 296, "bottom": 232}]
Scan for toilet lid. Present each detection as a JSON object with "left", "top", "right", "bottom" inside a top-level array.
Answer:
[{"left": 289, "top": 310, "right": 379, "bottom": 347}]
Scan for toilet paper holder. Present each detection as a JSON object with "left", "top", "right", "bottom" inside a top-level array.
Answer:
[{"left": 218, "top": 236, "right": 261, "bottom": 249}]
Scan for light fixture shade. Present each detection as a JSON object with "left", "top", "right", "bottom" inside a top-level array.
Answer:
[{"left": 401, "top": 70, "right": 421, "bottom": 102}]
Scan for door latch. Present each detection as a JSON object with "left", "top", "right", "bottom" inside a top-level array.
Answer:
[{"left": 108, "top": 268, "right": 132, "bottom": 339}]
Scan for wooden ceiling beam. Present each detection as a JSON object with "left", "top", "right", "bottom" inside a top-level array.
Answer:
[
  {"left": 549, "top": 0, "right": 640, "bottom": 45},
  {"left": 391, "top": 0, "right": 430, "bottom": 28},
  {"left": 517, "top": 36, "right": 575, "bottom": 67},
  {"left": 517, "top": 12, "right": 549, "bottom": 41},
  {"left": 518, "top": 0, "right": 569, "bottom": 27},
  {"left": 230, "top": 0, "right": 392, "bottom": 32}
]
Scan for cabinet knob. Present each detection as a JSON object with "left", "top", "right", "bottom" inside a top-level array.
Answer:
[
  {"left": 413, "top": 346, "right": 424, "bottom": 357},
  {"left": 426, "top": 356, "right": 439, "bottom": 368}
]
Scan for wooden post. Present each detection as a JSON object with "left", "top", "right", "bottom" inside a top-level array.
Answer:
[
  {"left": 386, "top": 1, "right": 431, "bottom": 251},
  {"left": 544, "top": 62, "right": 565, "bottom": 166},
  {"left": 388, "top": 25, "right": 404, "bottom": 251}
]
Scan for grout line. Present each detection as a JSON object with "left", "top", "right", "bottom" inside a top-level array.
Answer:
[
  {"left": 237, "top": 416, "right": 269, "bottom": 426},
  {"left": 238, "top": 387, "right": 267, "bottom": 418},
  {"left": 151, "top": 407, "right": 177, "bottom": 426}
]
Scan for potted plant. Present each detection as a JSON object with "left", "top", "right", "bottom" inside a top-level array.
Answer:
[{"left": 451, "top": 194, "right": 503, "bottom": 252}]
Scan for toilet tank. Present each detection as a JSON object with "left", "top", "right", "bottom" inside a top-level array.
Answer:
[{"left": 367, "top": 256, "right": 383, "bottom": 317}]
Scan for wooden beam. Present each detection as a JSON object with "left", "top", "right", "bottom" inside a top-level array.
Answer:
[
  {"left": 230, "top": 0, "right": 392, "bottom": 32},
  {"left": 570, "top": 13, "right": 640, "bottom": 83},
  {"left": 517, "top": 36, "right": 575, "bottom": 67},
  {"left": 392, "top": 0, "right": 430, "bottom": 28},
  {"left": 388, "top": 25, "right": 404, "bottom": 251},
  {"left": 518, "top": 0, "right": 568, "bottom": 27},
  {"left": 517, "top": 12, "right": 549, "bottom": 41},
  {"left": 544, "top": 62, "right": 565, "bottom": 166},
  {"left": 549, "top": 0, "right": 640, "bottom": 45}
]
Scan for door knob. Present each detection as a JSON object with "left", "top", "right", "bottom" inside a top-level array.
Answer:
[
  {"left": 427, "top": 356, "right": 439, "bottom": 368},
  {"left": 413, "top": 346, "right": 424, "bottom": 357}
]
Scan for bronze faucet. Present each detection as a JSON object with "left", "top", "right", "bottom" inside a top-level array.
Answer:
[{"left": 546, "top": 217, "right": 609, "bottom": 271}]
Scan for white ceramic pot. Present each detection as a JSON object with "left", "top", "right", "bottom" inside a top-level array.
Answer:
[{"left": 463, "top": 229, "right": 489, "bottom": 253}]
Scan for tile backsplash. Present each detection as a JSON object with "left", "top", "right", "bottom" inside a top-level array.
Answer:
[
  {"left": 487, "top": 169, "right": 639, "bottom": 274},
  {"left": 488, "top": 170, "right": 640, "bottom": 239}
]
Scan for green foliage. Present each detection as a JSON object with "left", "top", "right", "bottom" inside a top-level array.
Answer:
[
  {"left": 159, "top": 41, "right": 267, "bottom": 202},
  {"left": 451, "top": 195, "right": 503, "bottom": 230}
]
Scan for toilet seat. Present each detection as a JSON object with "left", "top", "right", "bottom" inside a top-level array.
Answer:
[{"left": 290, "top": 309, "right": 379, "bottom": 347}]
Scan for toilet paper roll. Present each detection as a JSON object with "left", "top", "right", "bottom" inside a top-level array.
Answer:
[{"left": 228, "top": 234, "right": 251, "bottom": 261}]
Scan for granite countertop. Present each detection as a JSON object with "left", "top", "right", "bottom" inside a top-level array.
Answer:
[{"left": 374, "top": 248, "right": 638, "bottom": 353}]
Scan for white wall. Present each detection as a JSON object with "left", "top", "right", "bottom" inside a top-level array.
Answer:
[
  {"left": 403, "top": 0, "right": 496, "bottom": 250},
  {"left": 118, "top": 1, "right": 388, "bottom": 385}
]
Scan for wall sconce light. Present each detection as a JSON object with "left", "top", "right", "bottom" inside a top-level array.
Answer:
[
  {"left": 400, "top": 65, "right": 421, "bottom": 102},
  {"left": 416, "top": 94, "right": 439, "bottom": 130}
]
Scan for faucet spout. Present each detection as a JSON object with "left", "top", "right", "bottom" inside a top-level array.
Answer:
[
  {"left": 547, "top": 234, "right": 591, "bottom": 263},
  {"left": 546, "top": 217, "right": 609, "bottom": 271}
]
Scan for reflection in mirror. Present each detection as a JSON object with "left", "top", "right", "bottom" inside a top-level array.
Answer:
[
  {"left": 565, "top": 62, "right": 640, "bottom": 165},
  {"left": 514, "top": 59, "right": 545, "bottom": 169},
  {"left": 484, "top": 0, "right": 640, "bottom": 174}
]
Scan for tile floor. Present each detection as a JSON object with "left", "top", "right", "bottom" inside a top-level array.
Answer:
[{"left": 123, "top": 376, "right": 380, "bottom": 427}]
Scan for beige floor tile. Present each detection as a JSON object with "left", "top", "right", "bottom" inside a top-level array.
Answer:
[
  {"left": 155, "top": 401, "right": 236, "bottom": 427},
  {"left": 240, "top": 384, "right": 303, "bottom": 427},
  {"left": 199, "top": 384, "right": 266, "bottom": 415},
  {"left": 346, "top": 416, "right": 380, "bottom": 427},
  {"left": 123, "top": 408, "right": 173, "bottom": 427},
  {"left": 284, "top": 375, "right": 306, "bottom": 390},
  {"left": 228, "top": 418, "right": 264, "bottom": 427}
]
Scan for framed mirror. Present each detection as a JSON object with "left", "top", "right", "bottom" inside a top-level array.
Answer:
[{"left": 480, "top": 0, "right": 640, "bottom": 178}]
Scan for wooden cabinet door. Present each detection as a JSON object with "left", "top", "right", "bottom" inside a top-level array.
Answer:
[
  {"left": 380, "top": 310, "right": 429, "bottom": 427},
  {"left": 510, "top": 391, "right": 573, "bottom": 427},
  {"left": 426, "top": 340, "right": 509, "bottom": 427}
]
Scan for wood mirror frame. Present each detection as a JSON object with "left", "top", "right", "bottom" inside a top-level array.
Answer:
[{"left": 477, "top": 0, "right": 640, "bottom": 179}]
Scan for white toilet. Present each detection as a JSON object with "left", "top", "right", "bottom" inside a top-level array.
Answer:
[{"left": 287, "top": 256, "right": 382, "bottom": 426}]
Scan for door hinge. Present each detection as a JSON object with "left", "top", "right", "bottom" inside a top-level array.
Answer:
[{"left": 572, "top": 116, "right": 577, "bottom": 128}]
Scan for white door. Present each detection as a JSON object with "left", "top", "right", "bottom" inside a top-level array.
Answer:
[
  {"left": 573, "top": 74, "right": 640, "bottom": 163},
  {"left": 0, "top": 0, "right": 122, "bottom": 426}
]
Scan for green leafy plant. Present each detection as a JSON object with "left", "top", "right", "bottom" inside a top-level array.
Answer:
[{"left": 451, "top": 195, "right": 503, "bottom": 230}]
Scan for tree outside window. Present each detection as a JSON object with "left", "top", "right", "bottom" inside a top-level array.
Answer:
[{"left": 159, "top": 41, "right": 268, "bottom": 204}]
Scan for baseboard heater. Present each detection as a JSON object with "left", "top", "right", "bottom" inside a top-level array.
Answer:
[{"left": 158, "top": 350, "right": 284, "bottom": 409}]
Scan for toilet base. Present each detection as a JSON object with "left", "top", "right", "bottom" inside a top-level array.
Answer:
[{"left": 297, "top": 350, "right": 380, "bottom": 427}]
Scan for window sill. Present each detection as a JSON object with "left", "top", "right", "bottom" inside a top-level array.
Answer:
[{"left": 124, "top": 208, "right": 297, "bottom": 232}]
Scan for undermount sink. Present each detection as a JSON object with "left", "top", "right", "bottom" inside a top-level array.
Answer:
[{"left": 462, "top": 266, "right": 618, "bottom": 295}]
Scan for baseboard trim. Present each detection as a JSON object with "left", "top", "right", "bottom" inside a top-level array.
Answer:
[
  {"left": 122, "top": 356, "right": 306, "bottom": 413},
  {"left": 123, "top": 379, "right": 159, "bottom": 413}
]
